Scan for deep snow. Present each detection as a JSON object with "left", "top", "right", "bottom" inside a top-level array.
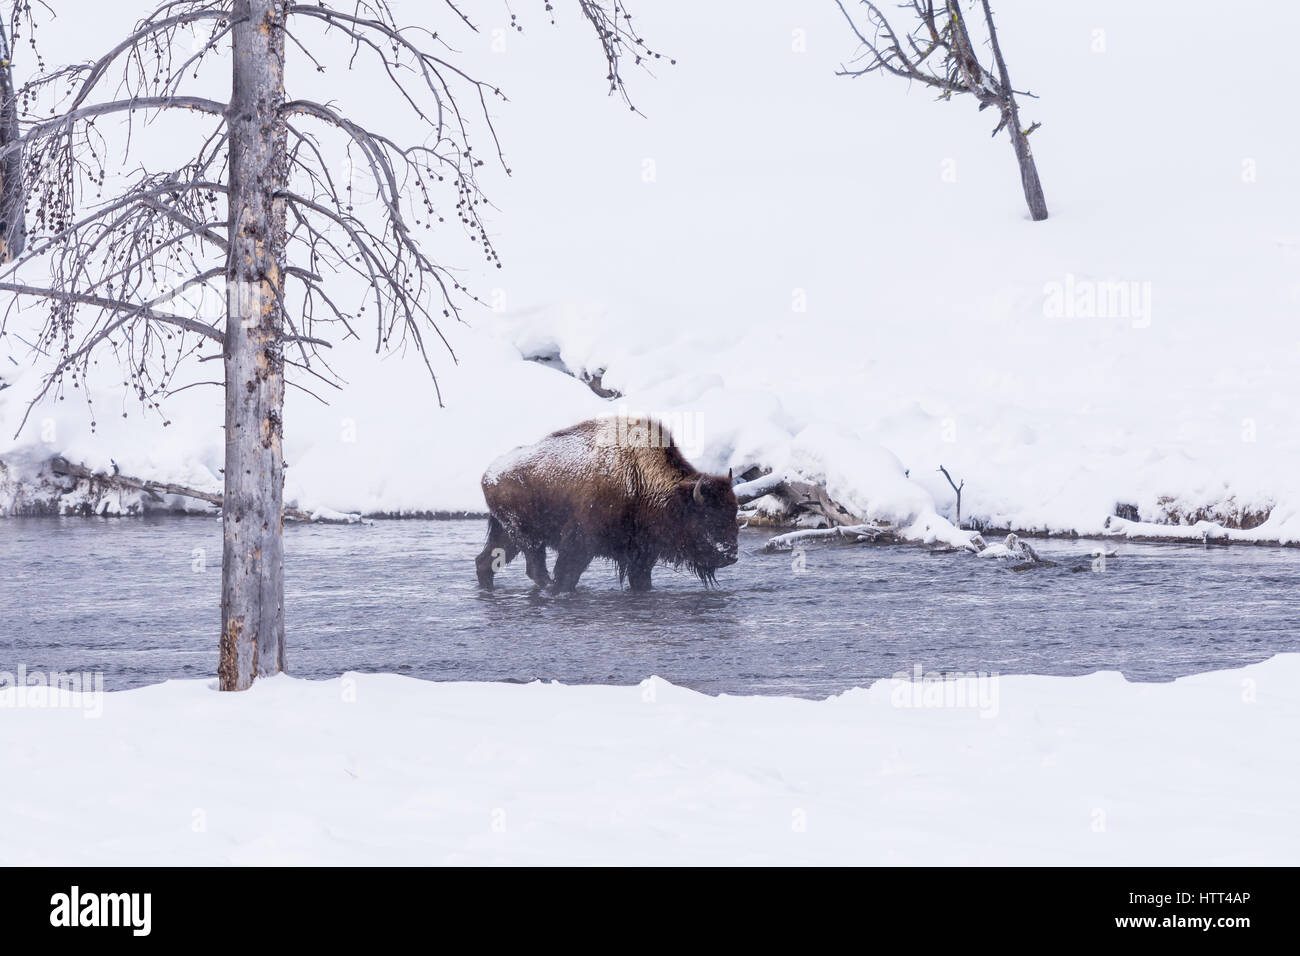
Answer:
[
  {"left": 2, "top": 654, "right": 1297, "bottom": 865},
  {"left": 0, "top": 2, "right": 1294, "bottom": 870},
  {"left": 0, "top": 1, "right": 1297, "bottom": 543}
]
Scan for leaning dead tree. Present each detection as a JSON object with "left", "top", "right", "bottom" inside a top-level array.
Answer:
[
  {"left": 0, "top": 0, "right": 664, "bottom": 689},
  {"left": 835, "top": 0, "right": 1048, "bottom": 221},
  {"left": 937, "top": 464, "right": 963, "bottom": 527}
]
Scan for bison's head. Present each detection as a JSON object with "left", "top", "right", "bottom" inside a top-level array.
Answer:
[{"left": 674, "top": 471, "right": 739, "bottom": 583}]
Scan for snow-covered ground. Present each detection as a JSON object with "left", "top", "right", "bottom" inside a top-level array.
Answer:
[
  {"left": 1, "top": 0, "right": 1297, "bottom": 541},
  {"left": 2, "top": 654, "right": 1296, "bottom": 865},
  {"left": 1, "top": 0, "right": 1296, "bottom": 872}
]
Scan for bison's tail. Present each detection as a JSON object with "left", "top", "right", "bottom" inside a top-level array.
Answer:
[{"left": 476, "top": 515, "right": 512, "bottom": 588}]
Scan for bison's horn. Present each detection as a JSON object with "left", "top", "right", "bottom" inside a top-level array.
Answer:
[
  {"left": 727, "top": 468, "right": 733, "bottom": 483},
  {"left": 693, "top": 476, "right": 705, "bottom": 505}
]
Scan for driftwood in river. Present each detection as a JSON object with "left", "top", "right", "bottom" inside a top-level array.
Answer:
[
  {"left": 47, "top": 457, "right": 357, "bottom": 523},
  {"left": 759, "top": 524, "right": 898, "bottom": 553},
  {"left": 734, "top": 471, "right": 861, "bottom": 529}
]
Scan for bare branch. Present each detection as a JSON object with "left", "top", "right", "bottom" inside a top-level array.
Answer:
[{"left": 0, "top": 281, "right": 223, "bottom": 340}]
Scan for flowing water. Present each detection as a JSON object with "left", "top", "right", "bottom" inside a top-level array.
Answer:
[{"left": 1, "top": 517, "right": 1296, "bottom": 697}]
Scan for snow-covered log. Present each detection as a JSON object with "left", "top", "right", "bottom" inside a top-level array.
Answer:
[
  {"left": 735, "top": 471, "right": 862, "bottom": 529},
  {"left": 43, "top": 457, "right": 360, "bottom": 524},
  {"left": 759, "top": 523, "right": 895, "bottom": 553},
  {"left": 523, "top": 349, "right": 622, "bottom": 399},
  {"left": 733, "top": 470, "right": 787, "bottom": 505},
  {"left": 973, "top": 533, "right": 1056, "bottom": 568}
]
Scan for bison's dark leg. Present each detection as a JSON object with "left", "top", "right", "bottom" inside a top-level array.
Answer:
[
  {"left": 551, "top": 551, "right": 592, "bottom": 592},
  {"left": 476, "top": 516, "right": 518, "bottom": 588},
  {"left": 523, "top": 546, "right": 551, "bottom": 589},
  {"left": 551, "top": 527, "right": 593, "bottom": 592},
  {"left": 626, "top": 556, "right": 654, "bottom": 591}
]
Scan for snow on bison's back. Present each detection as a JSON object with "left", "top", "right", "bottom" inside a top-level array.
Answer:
[{"left": 475, "top": 418, "right": 738, "bottom": 592}]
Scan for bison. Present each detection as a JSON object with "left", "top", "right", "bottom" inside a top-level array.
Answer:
[{"left": 475, "top": 417, "right": 739, "bottom": 592}]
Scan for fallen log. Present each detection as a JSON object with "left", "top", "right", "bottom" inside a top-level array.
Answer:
[
  {"left": 48, "top": 457, "right": 360, "bottom": 523},
  {"left": 735, "top": 470, "right": 863, "bottom": 529},
  {"left": 733, "top": 471, "right": 787, "bottom": 505},
  {"left": 759, "top": 523, "right": 896, "bottom": 553}
]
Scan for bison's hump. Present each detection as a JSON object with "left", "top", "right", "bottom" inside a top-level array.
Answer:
[
  {"left": 482, "top": 424, "right": 606, "bottom": 487},
  {"left": 481, "top": 417, "right": 692, "bottom": 496}
]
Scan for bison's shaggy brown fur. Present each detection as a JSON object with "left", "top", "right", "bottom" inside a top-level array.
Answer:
[{"left": 476, "top": 417, "right": 739, "bottom": 592}]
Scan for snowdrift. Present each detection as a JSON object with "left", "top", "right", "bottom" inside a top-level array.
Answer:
[
  {"left": 2, "top": 654, "right": 1297, "bottom": 865},
  {"left": 1, "top": 0, "right": 1297, "bottom": 543}
]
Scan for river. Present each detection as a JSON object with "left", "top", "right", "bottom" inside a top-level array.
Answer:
[{"left": 2, "top": 517, "right": 1295, "bottom": 697}]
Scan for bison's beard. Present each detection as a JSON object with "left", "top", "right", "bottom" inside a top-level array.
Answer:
[
  {"left": 616, "top": 554, "right": 732, "bottom": 588},
  {"left": 654, "top": 557, "right": 719, "bottom": 587},
  {"left": 684, "top": 551, "right": 738, "bottom": 587},
  {"left": 693, "top": 562, "right": 720, "bottom": 587}
]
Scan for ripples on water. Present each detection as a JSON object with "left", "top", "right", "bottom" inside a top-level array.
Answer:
[{"left": 1, "top": 517, "right": 1296, "bottom": 696}]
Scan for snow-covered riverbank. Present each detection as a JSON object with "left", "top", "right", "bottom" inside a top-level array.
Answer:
[
  {"left": 2, "top": 654, "right": 1296, "bottom": 865},
  {"left": 2, "top": 0, "right": 1297, "bottom": 543}
]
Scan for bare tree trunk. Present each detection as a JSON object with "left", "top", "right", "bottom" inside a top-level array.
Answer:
[
  {"left": 0, "top": 21, "right": 26, "bottom": 261},
  {"left": 219, "top": 0, "right": 287, "bottom": 690},
  {"left": 9, "top": 3, "right": 661, "bottom": 691},
  {"left": 980, "top": 0, "right": 1047, "bottom": 221}
]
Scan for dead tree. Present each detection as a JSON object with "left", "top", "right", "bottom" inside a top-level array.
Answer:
[
  {"left": 0, "top": 18, "right": 22, "bottom": 260},
  {"left": 938, "top": 464, "right": 964, "bottom": 527},
  {"left": 835, "top": 0, "right": 1048, "bottom": 221},
  {"left": 0, "top": 0, "right": 665, "bottom": 689}
]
